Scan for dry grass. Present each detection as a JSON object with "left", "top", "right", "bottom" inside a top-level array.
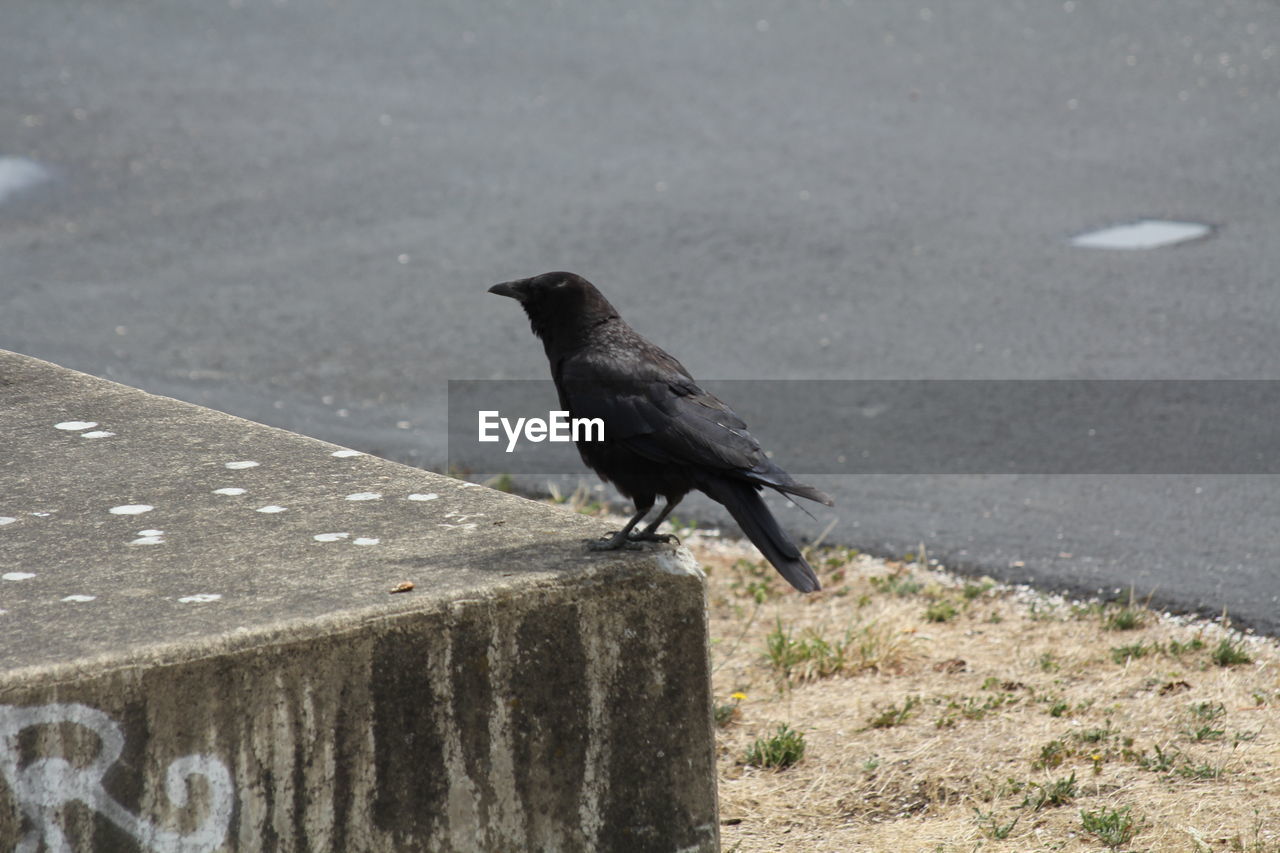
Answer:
[
  {"left": 552, "top": 491, "right": 1280, "bottom": 851},
  {"left": 680, "top": 530, "right": 1280, "bottom": 853}
]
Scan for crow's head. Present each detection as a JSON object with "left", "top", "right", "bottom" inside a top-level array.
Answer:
[{"left": 489, "top": 271, "right": 619, "bottom": 350}]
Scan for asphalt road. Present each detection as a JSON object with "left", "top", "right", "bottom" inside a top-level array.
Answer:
[{"left": 4, "top": 1, "right": 1278, "bottom": 629}]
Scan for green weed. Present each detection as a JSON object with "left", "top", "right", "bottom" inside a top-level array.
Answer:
[
  {"left": 1080, "top": 805, "right": 1142, "bottom": 849},
  {"left": 744, "top": 723, "right": 806, "bottom": 769}
]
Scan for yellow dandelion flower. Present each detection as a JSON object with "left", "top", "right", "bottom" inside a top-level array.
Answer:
[{"left": 731, "top": 692, "right": 747, "bottom": 702}]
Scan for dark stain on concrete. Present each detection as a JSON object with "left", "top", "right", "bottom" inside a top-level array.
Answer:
[
  {"left": 510, "top": 598, "right": 591, "bottom": 849},
  {"left": 370, "top": 623, "right": 447, "bottom": 844}
]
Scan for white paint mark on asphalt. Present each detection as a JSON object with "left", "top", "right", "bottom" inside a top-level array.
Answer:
[
  {"left": 1071, "top": 219, "right": 1211, "bottom": 249},
  {"left": 62, "top": 595, "right": 96, "bottom": 602},
  {"left": 80, "top": 431, "right": 116, "bottom": 439},
  {"left": 331, "top": 449, "right": 363, "bottom": 458},
  {"left": 407, "top": 493, "right": 439, "bottom": 501},
  {"left": 2, "top": 572, "right": 35, "bottom": 581},
  {"left": 212, "top": 487, "right": 246, "bottom": 496},
  {"left": 178, "top": 594, "right": 222, "bottom": 603},
  {"left": 313, "top": 532, "right": 350, "bottom": 542},
  {"left": 353, "top": 537, "right": 380, "bottom": 546},
  {"left": 0, "top": 517, "right": 16, "bottom": 526},
  {"left": 110, "top": 505, "right": 153, "bottom": 515},
  {"left": 345, "top": 492, "right": 381, "bottom": 501},
  {"left": 0, "top": 158, "right": 52, "bottom": 204},
  {"left": 256, "top": 505, "right": 286, "bottom": 513},
  {"left": 55, "top": 421, "right": 97, "bottom": 431},
  {"left": 224, "top": 460, "right": 259, "bottom": 470}
]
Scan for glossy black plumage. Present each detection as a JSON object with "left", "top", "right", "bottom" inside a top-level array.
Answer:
[{"left": 488, "top": 271, "right": 833, "bottom": 592}]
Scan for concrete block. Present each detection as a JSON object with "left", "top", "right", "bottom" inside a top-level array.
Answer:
[{"left": 0, "top": 351, "right": 718, "bottom": 852}]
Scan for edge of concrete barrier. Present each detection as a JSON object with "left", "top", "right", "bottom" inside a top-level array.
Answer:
[{"left": 0, "top": 351, "right": 719, "bottom": 852}]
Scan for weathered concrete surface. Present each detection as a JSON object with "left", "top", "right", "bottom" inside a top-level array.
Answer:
[{"left": 0, "top": 350, "right": 718, "bottom": 852}]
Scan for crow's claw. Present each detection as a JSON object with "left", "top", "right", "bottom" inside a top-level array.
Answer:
[
  {"left": 586, "top": 532, "right": 644, "bottom": 551},
  {"left": 629, "top": 531, "right": 679, "bottom": 545}
]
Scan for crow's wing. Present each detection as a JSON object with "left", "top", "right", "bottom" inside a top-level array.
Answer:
[{"left": 556, "top": 344, "right": 781, "bottom": 479}]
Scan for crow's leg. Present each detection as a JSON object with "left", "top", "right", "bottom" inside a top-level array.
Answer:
[
  {"left": 630, "top": 495, "right": 684, "bottom": 543},
  {"left": 587, "top": 499, "right": 653, "bottom": 551}
]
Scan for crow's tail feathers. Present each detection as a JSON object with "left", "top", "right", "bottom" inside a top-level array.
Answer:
[
  {"left": 776, "top": 481, "right": 834, "bottom": 507},
  {"left": 749, "top": 461, "right": 835, "bottom": 507},
  {"left": 699, "top": 476, "right": 821, "bottom": 593}
]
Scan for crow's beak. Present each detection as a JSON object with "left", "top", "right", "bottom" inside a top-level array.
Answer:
[{"left": 488, "top": 281, "right": 524, "bottom": 301}]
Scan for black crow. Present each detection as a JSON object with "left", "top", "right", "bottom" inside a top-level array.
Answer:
[{"left": 488, "top": 271, "right": 833, "bottom": 592}]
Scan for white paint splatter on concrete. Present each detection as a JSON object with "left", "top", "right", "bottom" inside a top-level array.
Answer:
[
  {"left": 2, "top": 572, "right": 35, "bottom": 581},
  {"left": 129, "top": 530, "right": 165, "bottom": 545},
  {"left": 80, "top": 431, "right": 116, "bottom": 439},
  {"left": 438, "top": 523, "right": 478, "bottom": 531},
  {"left": 29, "top": 512, "right": 51, "bottom": 518},
  {"left": 55, "top": 421, "right": 97, "bottom": 431},
  {"left": 61, "top": 595, "right": 96, "bottom": 603},
  {"left": 445, "top": 511, "right": 486, "bottom": 522},
  {"left": 345, "top": 492, "right": 381, "bottom": 501},
  {"left": 212, "top": 487, "right": 246, "bottom": 496},
  {"left": 331, "top": 449, "right": 363, "bottom": 458},
  {"left": 109, "top": 505, "right": 153, "bottom": 515},
  {"left": 177, "top": 594, "right": 222, "bottom": 603},
  {"left": 353, "top": 537, "right": 380, "bottom": 546},
  {"left": 313, "top": 532, "right": 350, "bottom": 542},
  {"left": 407, "top": 493, "right": 439, "bottom": 502},
  {"left": 255, "top": 505, "right": 286, "bottom": 513},
  {"left": 0, "top": 517, "right": 16, "bottom": 526},
  {"left": 224, "top": 460, "right": 259, "bottom": 470}
]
